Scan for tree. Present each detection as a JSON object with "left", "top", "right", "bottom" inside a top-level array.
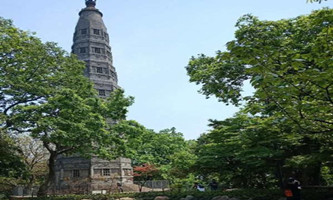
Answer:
[
  {"left": 112, "top": 120, "right": 197, "bottom": 188},
  {"left": 15, "top": 136, "right": 48, "bottom": 189},
  {"left": 192, "top": 111, "right": 304, "bottom": 188},
  {"left": 187, "top": 8, "right": 333, "bottom": 134},
  {"left": 133, "top": 163, "right": 159, "bottom": 192},
  {"left": 0, "top": 131, "right": 28, "bottom": 196},
  {"left": 0, "top": 18, "right": 133, "bottom": 196},
  {"left": 167, "top": 141, "right": 197, "bottom": 179},
  {"left": 187, "top": 8, "right": 333, "bottom": 186}
]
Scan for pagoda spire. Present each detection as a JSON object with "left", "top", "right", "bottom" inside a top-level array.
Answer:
[
  {"left": 85, "top": 0, "right": 96, "bottom": 7},
  {"left": 73, "top": 0, "right": 119, "bottom": 98}
]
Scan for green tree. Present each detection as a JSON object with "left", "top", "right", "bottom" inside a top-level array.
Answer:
[
  {"left": 193, "top": 112, "right": 294, "bottom": 188},
  {"left": 187, "top": 8, "right": 333, "bottom": 186},
  {"left": 113, "top": 121, "right": 196, "bottom": 184},
  {"left": 0, "top": 131, "right": 28, "bottom": 196},
  {"left": 0, "top": 18, "right": 133, "bottom": 196},
  {"left": 187, "top": 8, "right": 333, "bottom": 133},
  {"left": 119, "top": 123, "right": 189, "bottom": 167},
  {"left": 167, "top": 141, "right": 197, "bottom": 179}
]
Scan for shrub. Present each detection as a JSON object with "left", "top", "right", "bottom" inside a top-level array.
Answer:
[{"left": 20, "top": 187, "right": 333, "bottom": 200}]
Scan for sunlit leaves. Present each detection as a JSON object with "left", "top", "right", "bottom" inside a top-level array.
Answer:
[
  {"left": 187, "top": 8, "right": 333, "bottom": 134},
  {"left": 0, "top": 17, "right": 135, "bottom": 195},
  {"left": 187, "top": 8, "right": 333, "bottom": 187}
]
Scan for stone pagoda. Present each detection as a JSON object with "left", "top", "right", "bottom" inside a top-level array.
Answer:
[
  {"left": 53, "top": 0, "right": 133, "bottom": 194},
  {"left": 73, "top": 0, "right": 119, "bottom": 96}
]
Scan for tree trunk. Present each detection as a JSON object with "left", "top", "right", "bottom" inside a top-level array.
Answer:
[
  {"left": 27, "top": 173, "right": 35, "bottom": 196},
  {"left": 37, "top": 151, "right": 57, "bottom": 196},
  {"left": 304, "top": 163, "right": 322, "bottom": 185},
  {"left": 275, "top": 161, "right": 284, "bottom": 189}
]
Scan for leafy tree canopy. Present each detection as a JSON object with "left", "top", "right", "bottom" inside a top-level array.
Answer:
[
  {"left": 0, "top": 17, "right": 134, "bottom": 195},
  {"left": 187, "top": 8, "right": 333, "bottom": 134},
  {"left": 0, "top": 131, "right": 27, "bottom": 179},
  {"left": 187, "top": 8, "right": 333, "bottom": 188}
]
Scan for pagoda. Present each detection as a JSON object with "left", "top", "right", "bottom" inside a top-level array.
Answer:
[{"left": 53, "top": 0, "right": 133, "bottom": 194}]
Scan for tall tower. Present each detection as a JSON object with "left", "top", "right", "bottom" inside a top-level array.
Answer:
[
  {"left": 53, "top": 1, "right": 133, "bottom": 194},
  {"left": 72, "top": 0, "right": 119, "bottom": 97}
]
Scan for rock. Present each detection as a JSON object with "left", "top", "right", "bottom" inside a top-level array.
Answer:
[
  {"left": 182, "top": 195, "right": 196, "bottom": 200},
  {"left": 229, "top": 198, "right": 239, "bottom": 200},
  {"left": 154, "top": 196, "right": 169, "bottom": 200},
  {"left": 120, "top": 198, "right": 134, "bottom": 200},
  {"left": 211, "top": 196, "right": 230, "bottom": 200}
]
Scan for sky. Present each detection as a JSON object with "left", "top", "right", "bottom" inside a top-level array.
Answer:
[{"left": 0, "top": 0, "right": 331, "bottom": 140}]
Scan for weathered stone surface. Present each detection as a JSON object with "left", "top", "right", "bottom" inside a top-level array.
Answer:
[
  {"left": 211, "top": 196, "right": 230, "bottom": 200},
  {"left": 73, "top": 0, "right": 119, "bottom": 97},
  {"left": 53, "top": 1, "right": 133, "bottom": 194},
  {"left": 154, "top": 196, "right": 169, "bottom": 200},
  {"left": 180, "top": 195, "right": 196, "bottom": 200},
  {"left": 119, "top": 198, "right": 134, "bottom": 200}
]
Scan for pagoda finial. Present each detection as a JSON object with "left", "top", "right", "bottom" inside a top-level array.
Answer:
[{"left": 85, "top": 0, "right": 96, "bottom": 7}]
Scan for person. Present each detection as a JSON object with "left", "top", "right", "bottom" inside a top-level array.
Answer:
[
  {"left": 193, "top": 182, "right": 205, "bottom": 192},
  {"left": 285, "top": 177, "right": 301, "bottom": 200},
  {"left": 209, "top": 179, "right": 218, "bottom": 191},
  {"left": 117, "top": 182, "right": 123, "bottom": 193},
  {"left": 197, "top": 184, "right": 205, "bottom": 192},
  {"left": 193, "top": 182, "right": 199, "bottom": 190}
]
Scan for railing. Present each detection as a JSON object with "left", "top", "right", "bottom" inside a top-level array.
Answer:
[
  {"left": 12, "top": 186, "right": 39, "bottom": 197},
  {"left": 134, "top": 180, "right": 170, "bottom": 191}
]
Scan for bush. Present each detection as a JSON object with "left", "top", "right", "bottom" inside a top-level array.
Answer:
[
  {"left": 302, "top": 188, "right": 333, "bottom": 200},
  {"left": 20, "top": 188, "right": 333, "bottom": 200}
]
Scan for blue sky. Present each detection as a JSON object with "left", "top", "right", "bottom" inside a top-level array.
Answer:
[{"left": 1, "top": 0, "right": 331, "bottom": 140}]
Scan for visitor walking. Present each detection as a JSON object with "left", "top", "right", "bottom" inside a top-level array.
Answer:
[
  {"left": 209, "top": 179, "right": 218, "bottom": 191},
  {"left": 285, "top": 177, "right": 301, "bottom": 200},
  {"left": 193, "top": 182, "right": 205, "bottom": 192},
  {"left": 117, "top": 182, "right": 123, "bottom": 193}
]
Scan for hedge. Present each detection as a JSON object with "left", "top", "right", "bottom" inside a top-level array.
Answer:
[{"left": 5, "top": 188, "right": 333, "bottom": 200}]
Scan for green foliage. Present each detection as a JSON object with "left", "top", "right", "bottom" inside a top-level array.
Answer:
[
  {"left": 104, "top": 89, "right": 134, "bottom": 121},
  {"left": 193, "top": 113, "right": 289, "bottom": 188},
  {"left": 0, "top": 132, "right": 27, "bottom": 179},
  {"left": 169, "top": 173, "right": 196, "bottom": 192},
  {"left": 29, "top": 194, "right": 113, "bottom": 200},
  {"left": 0, "top": 131, "right": 28, "bottom": 199},
  {"left": 187, "top": 8, "right": 333, "bottom": 187},
  {"left": 23, "top": 188, "right": 333, "bottom": 200},
  {"left": 321, "top": 166, "right": 333, "bottom": 186},
  {"left": 111, "top": 120, "right": 197, "bottom": 184},
  {"left": 117, "top": 121, "right": 194, "bottom": 177},
  {"left": 187, "top": 8, "right": 333, "bottom": 133},
  {"left": 0, "top": 17, "right": 134, "bottom": 195}
]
